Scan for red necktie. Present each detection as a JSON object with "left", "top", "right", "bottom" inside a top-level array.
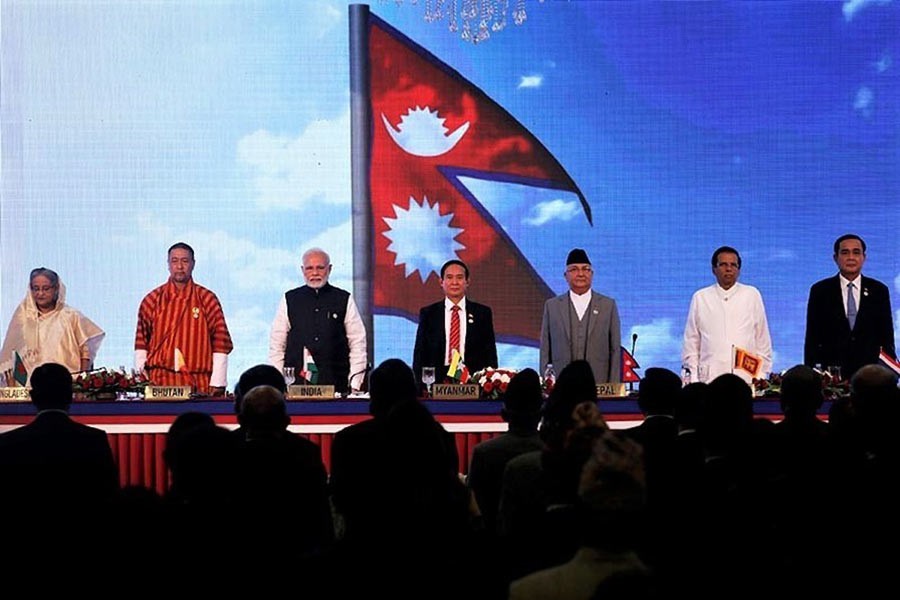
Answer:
[{"left": 448, "top": 305, "right": 461, "bottom": 363}]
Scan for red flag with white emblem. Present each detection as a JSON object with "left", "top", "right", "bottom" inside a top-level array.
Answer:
[{"left": 352, "top": 8, "right": 590, "bottom": 345}]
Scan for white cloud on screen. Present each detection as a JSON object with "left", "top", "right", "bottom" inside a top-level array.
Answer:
[
  {"left": 518, "top": 75, "right": 543, "bottom": 89},
  {"left": 874, "top": 54, "right": 892, "bottom": 73},
  {"left": 524, "top": 199, "right": 581, "bottom": 226},
  {"left": 628, "top": 318, "right": 683, "bottom": 373},
  {"left": 854, "top": 86, "right": 874, "bottom": 116},
  {"left": 135, "top": 212, "right": 300, "bottom": 294},
  {"left": 842, "top": 0, "right": 892, "bottom": 21},
  {"left": 237, "top": 110, "right": 351, "bottom": 210}
]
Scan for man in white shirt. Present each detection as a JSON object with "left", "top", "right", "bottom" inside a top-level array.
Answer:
[
  {"left": 540, "top": 248, "right": 621, "bottom": 383},
  {"left": 268, "top": 248, "right": 367, "bottom": 393},
  {"left": 682, "top": 246, "right": 772, "bottom": 384}
]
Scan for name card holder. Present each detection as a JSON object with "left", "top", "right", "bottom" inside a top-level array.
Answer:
[
  {"left": 0, "top": 387, "right": 30, "bottom": 402},
  {"left": 432, "top": 383, "right": 480, "bottom": 400},
  {"left": 596, "top": 383, "right": 627, "bottom": 398},
  {"left": 287, "top": 385, "right": 336, "bottom": 400},
  {"left": 144, "top": 386, "right": 192, "bottom": 401}
]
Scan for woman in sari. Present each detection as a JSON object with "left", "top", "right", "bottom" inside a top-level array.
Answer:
[{"left": 0, "top": 268, "right": 105, "bottom": 382}]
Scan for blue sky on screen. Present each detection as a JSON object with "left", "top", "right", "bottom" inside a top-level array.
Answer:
[{"left": 1, "top": 1, "right": 898, "bottom": 388}]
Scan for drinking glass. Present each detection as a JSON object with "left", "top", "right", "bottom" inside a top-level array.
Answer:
[
  {"left": 422, "top": 367, "right": 436, "bottom": 397},
  {"left": 283, "top": 367, "right": 295, "bottom": 387},
  {"left": 697, "top": 364, "right": 709, "bottom": 383}
]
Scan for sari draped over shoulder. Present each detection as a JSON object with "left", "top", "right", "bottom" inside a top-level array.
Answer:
[{"left": 0, "top": 278, "right": 105, "bottom": 380}]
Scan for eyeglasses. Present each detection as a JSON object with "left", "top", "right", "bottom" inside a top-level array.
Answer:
[
  {"left": 566, "top": 266, "right": 592, "bottom": 274},
  {"left": 31, "top": 286, "right": 56, "bottom": 293}
]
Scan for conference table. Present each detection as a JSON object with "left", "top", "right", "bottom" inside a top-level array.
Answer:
[{"left": 0, "top": 396, "right": 793, "bottom": 496}]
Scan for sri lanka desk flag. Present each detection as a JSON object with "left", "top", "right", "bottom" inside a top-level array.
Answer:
[
  {"left": 733, "top": 346, "right": 763, "bottom": 379},
  {"left": 621, "top": 347, "right": 641, "bottom": 383},
  {"left": 13, "top": 351, "right": 28, "bottom": 386},
  {"left": 349, "top": 5, "right": 590, "bottom": 350}
]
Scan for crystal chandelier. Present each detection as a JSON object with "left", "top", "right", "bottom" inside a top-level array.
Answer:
[{"left": 390, "top": 0, "right": 543, "bottom": 44}]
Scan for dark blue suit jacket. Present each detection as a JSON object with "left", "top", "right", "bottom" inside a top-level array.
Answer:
[
  {"left": 804, "top": 274, "right": 895, "bottom": 379},
  {"left": 412, "top": 299, "right": 498, "bottom": 387}
]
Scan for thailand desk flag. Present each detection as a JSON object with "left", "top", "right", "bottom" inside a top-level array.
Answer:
[
  {"left": 733, "top": 346, "right": 763, "bottom": 378},
  {"left": 349, "top": 5, "right": 590, "bottom": 347},
  {"left": 621, "top": 347, "right": 641, "bottom": 383},
  {"left": 879, "top": 348, "right": 900, "bottom": 377}
]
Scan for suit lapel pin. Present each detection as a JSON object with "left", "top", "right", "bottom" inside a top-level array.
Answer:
[
  {"left": 332, "top": 313, "right": 339, "bottom": 319},
  {"left": 863, "top": 288, "right": 869, "bottom": 297},
  {"left": 592, "top": 309, "right": 599, "bottom": 315},
  {"left": 468, "top": 314, "right": 474, "bottom": 324}
]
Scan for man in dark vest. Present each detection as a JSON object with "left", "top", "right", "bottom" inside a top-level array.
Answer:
[{"left": 268, "top": 248, "right": 367, "bottom": 393}]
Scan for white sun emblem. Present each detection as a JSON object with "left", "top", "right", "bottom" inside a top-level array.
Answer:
[
  {"left": 382, "top": 106, "right": 469, "bottom": 157},
  {"left": 382, "top": 195, "right": 465, "bottom": 282}
]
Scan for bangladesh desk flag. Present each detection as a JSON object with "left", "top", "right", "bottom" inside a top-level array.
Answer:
[
  {"left": 13, "top": 351, "right": 28, "bottom": 386},
  {"left": 733, "top": 346, "right": 763, "bottom": 378},
  {"left": 447, "top": 348, "right": 470, "bottom": 383}
]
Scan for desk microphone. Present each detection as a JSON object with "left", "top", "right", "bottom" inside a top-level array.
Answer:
[
  {"left": 631, "top": 333, "right": 638, "bottom": 357},
  {"left": 343, "top": 363, "right": 372, "bottom": 398}
]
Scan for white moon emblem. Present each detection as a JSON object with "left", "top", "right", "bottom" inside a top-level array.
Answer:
[{"left": 381, "top": 106, "right": 469, "bottom": 157}]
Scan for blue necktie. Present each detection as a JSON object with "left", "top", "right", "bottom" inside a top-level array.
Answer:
[{"left": 847, "top": 282, "right": 857, "bottom": 330}]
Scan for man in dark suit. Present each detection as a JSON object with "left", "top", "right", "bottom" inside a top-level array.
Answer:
[
  {"left": 805, "top": 234, "right": 895, "bottom": 380},
  {"left": 0, "top": 362, "right": 118, "bottom": 510},
  {"left": 412, "top": 259, "right": 498, "bottom": 389},
  {"left": 540, "top": 248, "right": 621, "bottom": 383}
]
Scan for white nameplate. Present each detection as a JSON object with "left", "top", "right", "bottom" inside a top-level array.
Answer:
[
  {"left": 287, "top": 385, "right": 335, "bottom": 400},
  {"left": 432, "top": 384, "right": 480, "bottom": 400},
  {"left": 0, "top": 387, "right": 30, "bottom": 402},
  {"left": 596, "top": 383, "right": 627, "bottom": 398},
  {"left": 144, "top": 386, "right": 191, "bottom": 400}
]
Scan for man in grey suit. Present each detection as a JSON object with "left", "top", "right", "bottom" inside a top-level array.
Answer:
[{"left": 540, "top": 248, "right": 621, "bottom": 383}]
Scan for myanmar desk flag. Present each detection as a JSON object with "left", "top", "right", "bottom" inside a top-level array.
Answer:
[{"left": 447, "top": 348, "right": 470, "bottom": 383}]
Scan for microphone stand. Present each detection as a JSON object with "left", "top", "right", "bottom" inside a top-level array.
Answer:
[
  {"left": 342, "top": 363, "right": 372, "bottom": 399},
  {"left": 629, "top": 333, "right": 638, "bottom": 393}
]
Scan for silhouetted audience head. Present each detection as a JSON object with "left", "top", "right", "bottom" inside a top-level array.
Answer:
[
  {"left": 705, "top": 373, "right": 754, "bottom": 426},
  {"left": 29, "top": 362, "right": 73, "bottom": 411},
  {"left": 850, "top": 364, "right": 900, "bottom": 427},
  {"left": 780, "top": 364, "right": 824, "bottom": 419},
  {"left": 637, "top": 367, "right": 681, "bottom": 416},
  {"left": 163, "top": 411, "right": 217, "bottom": 477},
  {"left": 234, "top": 364, "right": 287, "bottom": 415},
  {"left": 369, "top": 358, "right": 418, "bottom": 418},
  {"left": 502, "top": 368, "right": 543, "bottom": 427},
  {"left": 578, "top": 430, "right": 646, "bottom": 550},
  {"left": 676, "top": 382, "right": 708, "bottom": 432},
  {"left": 238, "top": 384, "right": 290, "bottom": 437},
  {"left": 541, "top": 360, "right": 598, "bottom": 449}
]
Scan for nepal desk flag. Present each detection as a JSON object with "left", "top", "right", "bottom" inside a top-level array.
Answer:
[
  {"left": 621, "top": 347, "right": 641, "bottom": 383},
  {"left": 349, "top": 5, "right": 590, "bottom": 347}
]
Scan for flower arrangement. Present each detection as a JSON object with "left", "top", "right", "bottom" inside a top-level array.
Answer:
[
  {"left": 73, "top": 368, "right": 150, "bottom": 401},
  {"left": 752, "top": 368, "right": 849, "bottom": 400},
  {"left": 470, "top": 367, "right": 518, "bottom": 400}
]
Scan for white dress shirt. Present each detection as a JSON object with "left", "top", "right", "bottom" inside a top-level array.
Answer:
[
  {"left": 268, "top": 291, "right": 368, "bottom": 390},
  {"left": 568, "top": 289, "right": 592, "bottom": 320},
  {"left": 839, "top": 273, "right": 862, "bottom": 316},
  {"left": 681, "top": 282, "right": 773, "bottom": 384}
]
